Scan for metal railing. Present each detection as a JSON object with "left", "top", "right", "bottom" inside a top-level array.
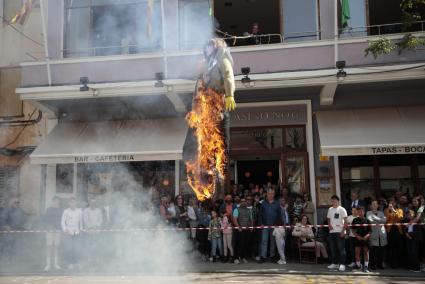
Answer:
[
  {"left": 339, "top": 20, "right": 425, "bottom": 38},
  {"left": 23, "top": 21, "right": 425, "bottom": 61}
]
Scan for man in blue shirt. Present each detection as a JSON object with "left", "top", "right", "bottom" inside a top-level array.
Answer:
[{"left": 258, "top": 188, "right": 281, "bottom": 262}]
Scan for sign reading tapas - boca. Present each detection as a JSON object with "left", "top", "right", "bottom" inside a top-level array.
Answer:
[{"left": 322, "top": 145, "right": 425, "bottom": 156}]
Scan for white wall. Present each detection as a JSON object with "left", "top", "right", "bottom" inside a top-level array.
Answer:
[{"left": 0, "top": 3, "right": 44, "bottom": 67}]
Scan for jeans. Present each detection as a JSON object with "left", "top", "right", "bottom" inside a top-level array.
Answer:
[
  {"left": 260, "top": 228, "right": 276, "bottom": 258},
  {"left": 63, "top": 234, "right": 81, "bottom": 265},
  {"left": 211, "top": 237, "right": 223, "bottom": 257},
  {"left": 222, "top": 233, "right": 233, "bottom": 257},
  {"left": 328, "top": 233, "right": 346, "bottom": 265}
]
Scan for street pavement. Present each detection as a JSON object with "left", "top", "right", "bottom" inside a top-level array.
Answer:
[
  {"left": 1, "top": 262, "right": 424, "bottom": 284},
  {"left": 0, "top": 273, "right": 423, "bottom": 284}
]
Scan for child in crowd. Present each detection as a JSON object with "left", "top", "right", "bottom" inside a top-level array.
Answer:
[
  {"left": 292, "top": 196, "right": 304, "bottom": 222},
  {"left": 220, "top": 212, "right": 234, "bottom": 262},
  {"left": 352, "top": 206, "right": 371, "bottom": 272},
  {"left": 208, "top": 210, "right": 222, "bottom": 262}
]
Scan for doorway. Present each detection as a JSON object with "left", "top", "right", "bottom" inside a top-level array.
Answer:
[
  {"left": 237, "top": 159, "right": 280, "bottom": 188},
  {"left": 213, "top": 0, "right": 281, "bottom": 43}
]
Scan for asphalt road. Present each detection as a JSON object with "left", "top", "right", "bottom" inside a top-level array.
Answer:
[{"left": 0, "top": 273, "right": 422, "bottom": 284}]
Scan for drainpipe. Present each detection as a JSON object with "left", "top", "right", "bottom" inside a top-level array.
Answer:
[
  {"left": 160, "top": 0, "right": 168, "bottom": 78},
  {"left": 39, "top": 0, "right": 52, "bottom": 86},
  {"left": 334, "top": 0, "right": 339, "bottom": 63}
]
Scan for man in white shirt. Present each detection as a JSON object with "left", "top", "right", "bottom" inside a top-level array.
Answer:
[
  {"left": 61, "top": 198, "right": 83, "bottom": 270},
  {"left": 327, "top": 195, "right": 348, "bottom": 272}
]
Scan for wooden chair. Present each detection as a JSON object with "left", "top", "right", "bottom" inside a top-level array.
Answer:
[{"left": 293, "top": 236, "right": 318, "bottom": 264}]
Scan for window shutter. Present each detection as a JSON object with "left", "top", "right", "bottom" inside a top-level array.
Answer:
[{"left": 0, "top": 166, "right": 19, "bottom": 204}]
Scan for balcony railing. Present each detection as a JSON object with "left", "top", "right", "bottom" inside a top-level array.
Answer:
[
  {"left": 339, "top": 20, "right": 425, "bottom": 38},
  {"left": 22, "top": 21, "right": 425, "bottom": 62}
]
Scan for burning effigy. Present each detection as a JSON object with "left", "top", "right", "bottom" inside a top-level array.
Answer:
[{"left": 185, "top": 38, "right": 236, "bottom": 201}]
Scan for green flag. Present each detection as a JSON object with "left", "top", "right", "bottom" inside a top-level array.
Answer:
[{"left": 341, "top": 0, "right": 350, "bottom": 28}]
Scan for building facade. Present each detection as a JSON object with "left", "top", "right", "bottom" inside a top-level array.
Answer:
[
  {"left": 4, "top": 0, "right": 425, "bottom": 224},
  {"left": 0, "top": 0, "right": 46, "bottom": 224}
]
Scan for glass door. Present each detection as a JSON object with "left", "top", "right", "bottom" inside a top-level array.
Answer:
[{"left": 281, "top": 153, "right": 309, "bottom": 195}]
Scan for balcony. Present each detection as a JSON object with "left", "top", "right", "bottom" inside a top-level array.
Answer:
[{"left": 20, "top": 0, "right": 425, "bottom": 87}]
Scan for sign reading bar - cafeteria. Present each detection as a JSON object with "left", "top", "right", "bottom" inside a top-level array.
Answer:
[{"left": 321, "top": 145, "right": 425, "bottom": 156}]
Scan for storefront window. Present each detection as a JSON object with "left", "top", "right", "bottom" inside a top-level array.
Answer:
[
  {"left": 285, "top": 156, "right": 306, "bottom": 195},
  {"left": 341, "top": 166, "right": 375, "bottom": 200},
  {"left": 419, "top": 165, "right": 425, "bottom": 195},
  {"left": 380, "top": 165, "right": 414, "bottom": 198},
  {"left": 285, "top": 127, "right": 305, "bottom": 150},
  {"left": 231, "top": 128, "right": 283, "bottom": 152},
  {"left": 56, "top": 164, "right": 74, "bottom": 194},
  {"left": 79, "top": 161, "right": 175, "bottom": 206}
]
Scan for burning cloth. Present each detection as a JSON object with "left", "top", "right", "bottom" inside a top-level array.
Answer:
[{"left": 186, "top": 39, "right": 236, "bottom": 201}]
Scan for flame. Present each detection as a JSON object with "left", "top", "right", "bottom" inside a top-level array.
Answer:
[{"left": 185, "top": 86, "right": 226, "bottom": 201}]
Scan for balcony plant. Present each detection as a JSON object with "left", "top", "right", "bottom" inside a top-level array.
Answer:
[{"left": 365, "top": 0, "right": 425, "bottom": 58}]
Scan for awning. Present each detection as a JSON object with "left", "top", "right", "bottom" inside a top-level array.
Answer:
[
  {"left": 31, "top": 118, "right": 188, "bottom": 164},
  {"left": 316, "top": 106, "right": 425, "bottom": 156}
]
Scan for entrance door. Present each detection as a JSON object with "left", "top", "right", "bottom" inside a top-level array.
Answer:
[{"left": 237, "top": 160, "right": 280, "bottom": 189}]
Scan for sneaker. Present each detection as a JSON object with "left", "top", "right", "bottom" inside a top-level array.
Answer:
[
  {"left": 242, "top": 258, "right": 248, "bottom": 264},
  {"left": 209, "top": 257, "right": 213, "bottom": 262},
  {"left": 234, "top": 258, "right": 240, "bottom": 264},
  {"left": 363, "top": 267, "right": 370, "bottom": 273},
  {"left": 327, "top": 264, "right": 338, "bottom": 269},
  {"left": 255, "top": 256, "right": 260, "bottom": 261},
  {"left": 409, "top": 269, "right": 421, "bottom": 273},
  {"left": 277, "top": 259, "right": 286, "bottom": 265},
  {"left": 339, "top": 264, "right": 346, "bottom": 272},
  {"left": 356, "top": 264, "right": 363, "bottom": 270},
  {"left": 54, "top": 263, "right": 62, "bottom": 270},
  {"left": 348, "top": 262, "right": 356, "bottom": 268},
  {"left": 257, "top": 258, "right": 265, "bottom": 264},
  {"left": 43, "top": 264, "right": 51, "bottom": 272}
]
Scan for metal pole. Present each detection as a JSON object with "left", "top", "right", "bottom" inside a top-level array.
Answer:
[
  {"left": 39, "top": 0, "right": 52, "bottom": 86},
  {"left": 334, "top": 0, "right": 339, "bottom": 64},
  {"left": 175, "top": 160, "right": 180, "bottom": 197},
  {"left": 160, "top": 0, "right": 168, "bottom": 78}
]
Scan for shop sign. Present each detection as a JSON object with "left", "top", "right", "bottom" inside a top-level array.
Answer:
[
  {"left": 230, "top": 105, "right": 307, "bottom": 127},
  {"left": 322, "top": 145, "right": 425, "bottom": 156},
  {"left": 74, "top": 155, "right": 135, "bottom": 163},
  {"left": 371, "top": 146, "right": 425, "bottom": 155}
]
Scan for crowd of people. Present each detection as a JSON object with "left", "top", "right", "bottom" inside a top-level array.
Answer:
[
  {"left": 159, "top": 184, "right": 425, "bottom": 273},
  {"left": 0, "top": 183, "right": 424, "bottom": 274}
]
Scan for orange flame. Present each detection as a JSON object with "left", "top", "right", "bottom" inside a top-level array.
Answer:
[{"left": 185, "top": 86, "right": 226, "bottom": 201}]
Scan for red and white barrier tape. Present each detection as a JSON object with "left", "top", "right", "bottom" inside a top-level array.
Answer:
[{"left": 0, "top": 223, "right": 423, "bottom": 234}]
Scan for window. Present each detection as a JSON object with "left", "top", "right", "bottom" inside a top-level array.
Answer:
[
  {"left": 283, "top": 0, "right": 318, "bottom": 42},
  {"left": 179, "top": 0, "right": 212, "bottom": 50},
  {"left": 339, "top": 0, "right": 368, "bottom": 38},
  {"left": 285, "top": 127, "right": 305, "bottom": 150},
  {"left": 368, "top": 0, "right": 425, "bottom": 35},
  {"left": 64, "top": 0, "right": 162, "bottom": 57},
  {"left": 0, "top": 166, "right": 18, "bottom": 204},
  {"left": 231, "top": 128, "right": 283, "bottom": 152},
  {"left": 2, "top": 0, "right": 22, "bottom": 22},
  {"left": 56, "top": 164, "right": 74, "bottom": 194},
  {"left": 341, "top": 166, "right": 375, "bottom": 200}
]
